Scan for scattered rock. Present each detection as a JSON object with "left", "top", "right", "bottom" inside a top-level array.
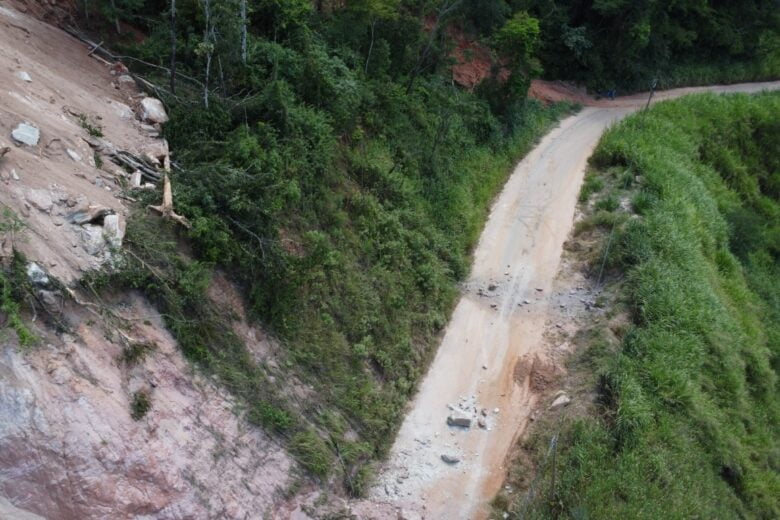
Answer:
[
  {"left": 488, "top": 284, "right": 497, "bottom": 291},
  {"left": 80, "top": 224, "right": 106, "bottom": 255},
  {"left": 11, "top": 170, "right": 19, "bottom": 181},
  {"left": 549, "top": 394, "right": 571, "bottom": 410},
  {"left": 523, "top": 299, "right": 531, "bottom": 304},
  {"left": 37, "top": 289, "right": 60, "bottom": 310},
  {"left": 477, "top": 418, "right": 487, "bottom": 429},
  {"left": 16, "top": 71, "right": 32, "bottom": 82},
  {"left": 0, "top": 146, "right": 10, "bottom": 159},
  {"left": 66, "top": 149, "right": 81, "bottom": 162},
  {"left": 11, "top": 123, "right": 40, "bottom": 146},
  {"left": 536, "top": 288, "right": 543, "bottom": 292},
  {"left": 26, "top": 263, "right": 49, "bottom": 285},
  {"left": 102, "top": 214, "right": 124, "bottom": 249},
  {"left": 130, "top": 170, "right": 142, "bottom": 188},
  {"left": 446, "top": 414, "right": 472, "bottom": 428},
  {"left": 25, "top": 189, "right": 53, "bottom": 213},
  {"left": 440, "top": 454, "right": 460, "bottom": 465},
  {"left": 68, "top": 205, "right": 113, "bottom": 225},
  {"left": 138, "top": 97, "right": 169, "bottom": 124}
]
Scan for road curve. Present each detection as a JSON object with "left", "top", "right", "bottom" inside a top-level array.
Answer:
[{"left": 367, "top": 81, "right": 780, "bottom": 520}]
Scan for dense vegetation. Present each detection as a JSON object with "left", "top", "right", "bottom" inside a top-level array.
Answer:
[
  {"left": 522, "top": 0, "right": 780, "bottom": 91},
  {"left": 510, "top": 92, "right": 780, "bottom": 518},
  {"left": 78, "top": 0, "right": 575, "bottom": 488}
]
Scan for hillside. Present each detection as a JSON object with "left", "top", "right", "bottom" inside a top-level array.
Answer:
[
  {"left": 503, "top": 92, "right": 780, "bottom": 518},
  {"left": 0, "top": 0, "right": 779, "bottom": 518}
]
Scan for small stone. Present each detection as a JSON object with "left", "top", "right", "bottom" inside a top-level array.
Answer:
[
  {"left": 536, "top": 288, "right": 543, "bottom": 292},
  {"left": 446, "top": 414, "right": 472, "bottom": 428},
  {"left": 26, "top": 263, "right": 49, "bottom": 285},
  {"left": 11, "top": 123, "right": 40, "bottom": 146},
  {"left": 488, "top": 284, "right": 497, "bottom": 291},
  {"left": 482, "top": 365, "right": 487, "bottom": 370},
  {"left": 549, "top": 394, "right": 572, "bottom": 410},
  {"left": 138, "top": 97, "right": 169, "bottom": 124},
  {"left": 11, "top": 169, "right": 19, "bottom": 181},
  {"left": 440, "top": 454, "right": 460, "bottom": 465},
  {"left": 477, "top": 418, "right": 487, "bottom": 429},
  {"left": 26, "top": 189, "right": 53, "bottom": 213},
  {"left": 523, "top": 299, "right": 531, "bottom": 304},
  {"left": 481, "top": 408, "right": 487, "bottom": 417},
  {"left": 66, "top": 149, "right": 82, "bottom": 162},
  {"left": 16, "top": 71, "right": 32, "bottom": 82},
  {"left": 493, "top": 408, "right": 500, "bottom": 413}
]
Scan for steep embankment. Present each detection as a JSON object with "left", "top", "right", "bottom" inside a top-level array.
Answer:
[
  {"left": 503, "top": 92, "right": 780, "bottom": 518},
  {"left": 0, "top": 6, "right": 296, "bottom": 518}
]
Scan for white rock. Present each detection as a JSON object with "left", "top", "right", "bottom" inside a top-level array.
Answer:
[
  {"left": 549, "top": 394, "right": 572, "bottom": 410},
  {"left": 11, "top": 123, "right": 40, "bottom": 146},
  {"left": 102, "top": 214, "right": 124, "bottom": 249},
  {"left": 16, "top": 71, "right": 32, "bottom": 82},
  {"left": 66, "top": 149, "right": 82, "bottom": 162},
  {"left": 26, "top": 263, "right": 49, "bottom": 285},
  {"left": 25, "top": 189, "right": 53, "bottom": 213},
  {"left": 130, "top": 170, "right": 142, "bottom": 188},
  {"left": 11, "top": 169, "right": 19, "bottom": 181},
  {"left": 138, "top": 97, "right": 169, "bottom": 124},
  {"left": 81, "top": 224, "right": 106, "bottom": 255}
]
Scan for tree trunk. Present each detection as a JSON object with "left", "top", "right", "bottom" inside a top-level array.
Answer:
[
  {"left": 365, "top": 19, "right": 376, "bottom": 75},
  {"left": 110, "top": 0, "right": 121, "bottom": 34},
  {"left": 240, "top": 0, "right": 248, "bottom": 64},
  {"left": 170, "top": 0, "right": 177, "bottom": 93}
]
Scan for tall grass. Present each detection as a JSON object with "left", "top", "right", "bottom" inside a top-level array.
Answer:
[{"left": 509, "top": 92, "right": 780, "bottom": 518}]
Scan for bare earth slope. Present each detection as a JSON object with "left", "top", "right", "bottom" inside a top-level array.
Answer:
[
  {"left": 0, "top": 4, "right": 296, "bottom": 518},
  {"left": 366, "top": 80, "right": 780, "bottom": 520}
]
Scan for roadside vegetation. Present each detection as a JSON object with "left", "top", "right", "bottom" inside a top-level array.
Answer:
[{"left": 509, "top": 92, "right": 780, "bottom": 518}]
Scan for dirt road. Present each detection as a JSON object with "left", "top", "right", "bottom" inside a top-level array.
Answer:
[{"left": 368, "top": 81, "right": 780, "bottom": 519}]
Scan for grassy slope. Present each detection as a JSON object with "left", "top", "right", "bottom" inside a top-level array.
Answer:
[{"left": 511, "top": 92, "right": 780, "bottom": 518}]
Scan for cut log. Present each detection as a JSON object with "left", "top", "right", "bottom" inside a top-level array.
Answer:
[{"left": 148, "top": 174, "right": 191, "bottom": 228}]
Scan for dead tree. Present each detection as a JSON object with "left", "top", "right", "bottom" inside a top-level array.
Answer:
[
  {"left": 170, "top": 0, "right": 177, "bottom": 93},
  {"left": 149, "top": 174, "right": 191, "bottom": 229}
]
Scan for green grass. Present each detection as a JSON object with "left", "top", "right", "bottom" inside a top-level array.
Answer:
[{"left": 507, "top": 91, "right": 780, "bottom": 519}]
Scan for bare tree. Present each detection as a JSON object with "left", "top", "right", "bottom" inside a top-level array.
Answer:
[
  {"left": 198, "top": 0, "right": 216, "bottom": 108},
  {"left": 240, "top": 0, "right": 248, "bottom": 64},
  {"left": 170, "top": 0, "right": 177, "bottom": 93}
]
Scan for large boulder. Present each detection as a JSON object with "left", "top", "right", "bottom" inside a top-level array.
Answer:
[{"left": 138, "top": 97, "right": 169, "bottom": 124}]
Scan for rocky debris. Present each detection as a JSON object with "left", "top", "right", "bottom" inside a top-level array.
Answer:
[
  {"left": 66, "top": 149, "right": 81, "bottom": 162},
  {"left": 25, "top": 189, "right": 53, "bottom": 213},
  {"left": 130, "top": 170, "right": 142, "bottom": 188},
  {"left": 488, "top": 284, "right": 497, "bottom": 291},
  {"left": 11, "top": 122, "right": 40, "bottom": 146},
  {"left": 441, "top": 454, "right": 460, "bottom": 465},
  {"left": 68, "top": 204, "right": 113, "bottom": 225},
  {"left": 102, "top": 214, "right": 124, "bottom": 249},
  {"left": 138, "top": 97, "right": 169, "bottom": 124},
  {"left": 26, "top": 262, "right": 49, "bottom": 285},
  {"left": 37, "top": 289, "right": 60, "bottom": 311},
  {"left": 15, "top": 70, "right": 32, "bottom": 82},
  {"left": 0, "top": 146, "right": 9, "bottom": 159},
  {"left": 549, "top": 393, "right": 571, "bottom": 410},
  {"left": 447, "top": 414, "right": 472, "bottom": 428},
  {"left": 117, "top": 74, "right": 135, "bottom": 87},
  {"left": 477, "top": 418, "right": 487, "bottom": 429},
  {"left": 80, "top": 224, "right": 107, "bottom": 255}
]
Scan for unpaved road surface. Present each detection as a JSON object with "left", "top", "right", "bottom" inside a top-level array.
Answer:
[{"left": 368, "top": 81, "right": 780, "bottom": 519}]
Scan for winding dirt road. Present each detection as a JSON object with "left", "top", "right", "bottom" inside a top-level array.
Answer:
[{"left": 368, "top": 81, "right": 780, "bottom": 519}]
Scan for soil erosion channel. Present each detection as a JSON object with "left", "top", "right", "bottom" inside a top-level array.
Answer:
[{"left": 370, "top": 81, "right": 780, "bottom": 519}]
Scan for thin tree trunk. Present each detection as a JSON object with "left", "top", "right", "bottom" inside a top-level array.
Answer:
[
  {"left": 365, "top": 19, "right": 376, "bottom": 74},
  {"left": 111, "top": 0, "right": 121, "bottom": 33},
  {"left": 204, "top": 52, "right": 211, "bottom": 109},
  {"left": 170, "top": 0, "right": 177, "bottom": 93},
  {"left": 240, "top": 0, "right": 248, "bottom": 64},
  {"left": 406, "top": 0, "right": 462, "bottom": 94}
]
